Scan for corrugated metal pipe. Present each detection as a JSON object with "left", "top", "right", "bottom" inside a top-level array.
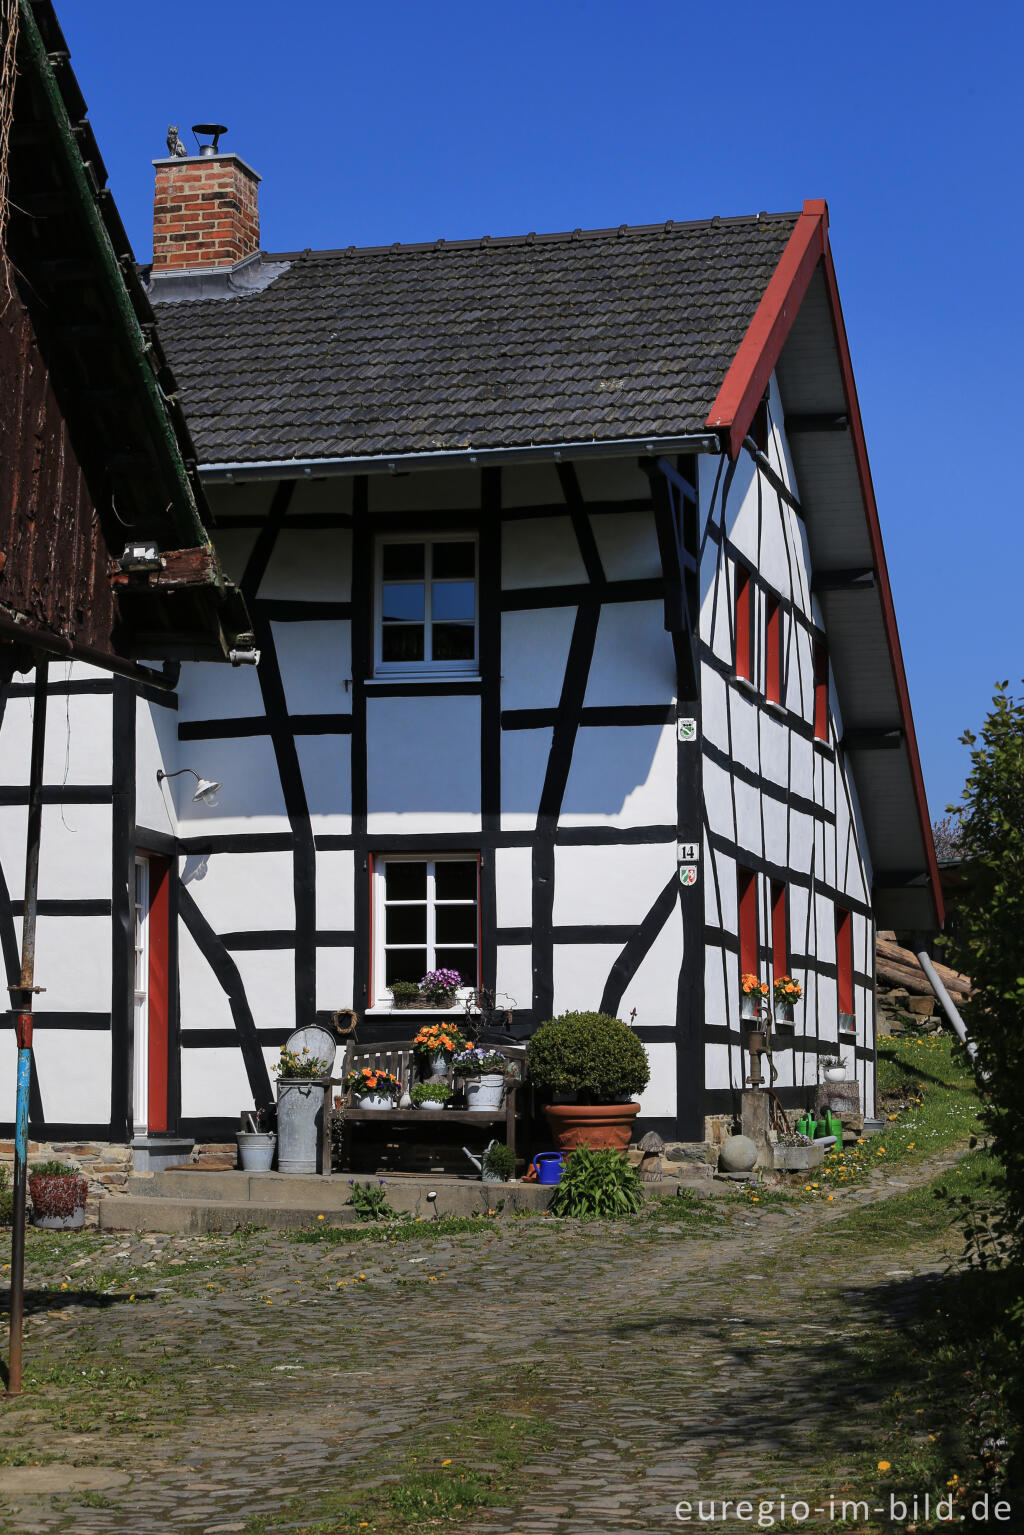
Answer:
[{"left": 916, "top": 948, "right": 978, "bottom": 1064}]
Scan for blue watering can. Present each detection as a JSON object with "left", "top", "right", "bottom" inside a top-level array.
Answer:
[{"left": 532, "top": 1152, "right": 564, "bottom": 1185}]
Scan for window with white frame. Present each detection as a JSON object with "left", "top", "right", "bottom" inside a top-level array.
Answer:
[
  {"left": 371, "top": 855, "right": 479, "bottom": 1005},
  {"left": 374, "top": 535, "right": 478, "bottom": 676}
]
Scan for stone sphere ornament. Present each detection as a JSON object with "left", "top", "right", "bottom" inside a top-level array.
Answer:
[{"left": 719, "top": 1134, "right": 758, "bottom": 1174}]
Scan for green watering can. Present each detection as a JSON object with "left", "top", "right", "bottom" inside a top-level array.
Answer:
[{"left": 795, "top": 1111, "right": 819, "bottom": 1140}]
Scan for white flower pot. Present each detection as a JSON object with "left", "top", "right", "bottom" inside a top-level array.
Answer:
[
  {"left": 740, "top": 993, "right": 760, "bottom": 1021},
  {"left": 429, "top": 1052, "right": 450, "bottom": 1079},
  {"left": 824, "top": 1067, "right": 848, "bottom": 1083},
  {"left": 417, "top": 1099, "right": 446, "bottom": 1111},
  {"left": 774, "top": 1001, "right": 795, "bottom": 1025},
  {"left": 466, "top": 1074, "right": 505, "bottom": 1111},
  {"left": 356, "top": 1093, "right": 393, "bottom": 1110}
]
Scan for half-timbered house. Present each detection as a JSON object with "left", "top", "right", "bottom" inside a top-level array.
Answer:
[{"left": 0, "top": 114, "right": 942, "bottom": 1153}]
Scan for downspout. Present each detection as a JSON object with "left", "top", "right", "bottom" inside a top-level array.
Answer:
[{"left": 915, "top": 947, "right": 977, "bottom": 1064}]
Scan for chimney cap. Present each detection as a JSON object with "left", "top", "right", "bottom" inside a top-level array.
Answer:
[{"left": 192, "top": 123, "right": 228, "bottom": 156}]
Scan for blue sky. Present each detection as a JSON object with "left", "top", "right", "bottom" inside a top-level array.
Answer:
[{"left": 59, "top": 0, "right": 1022, "bottom": 817}]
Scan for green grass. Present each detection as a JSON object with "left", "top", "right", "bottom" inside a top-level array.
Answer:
[
  {"left": 826, "top": 1147, "right": 1000, "bottom": 1249},
  {"left": 791, "top": 1033, "right": 983, "bottom": 1202},
  {"left": 289, "top": 1210, "right": 526, "bottom": 1245},
  {"left": 238, "top": 1407, "right": 550, "bottom": 1533},
  {"left": 647, "top": 1187, "right": 726, "bottom": 1223}
]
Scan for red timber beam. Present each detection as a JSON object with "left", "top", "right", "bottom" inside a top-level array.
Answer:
[
  {"left": 706, "top": 197, "right": 943, "bottom": 928},
  {"left": 706, "top": 199, "right": 828, "bottom": 461}
]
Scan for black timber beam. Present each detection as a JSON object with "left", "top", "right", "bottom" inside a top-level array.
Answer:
[
  {"left": 741, "top": 440, "right": 804, "bottom": 518},
  {"left": 812, "top": 568, "right": 876, "bottom": 592},
  {"left": 785, "top": 413, "right": 849, "bottom": 433},
  {"left": 841, "top": 727, "right": 904, "bottom": 751}
]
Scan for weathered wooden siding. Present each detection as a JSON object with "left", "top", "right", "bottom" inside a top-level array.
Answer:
[{"left": 0, "top": 272, "right": 117, "bottom": 658}]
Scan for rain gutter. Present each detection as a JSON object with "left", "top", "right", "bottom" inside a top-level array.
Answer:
[{"left": 200, "top": 434, "right": 723, "bottom": 484}]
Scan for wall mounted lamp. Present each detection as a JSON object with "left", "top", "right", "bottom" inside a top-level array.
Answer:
[{"left": 156, "top": 766, "right": 222, "bottom": 807}]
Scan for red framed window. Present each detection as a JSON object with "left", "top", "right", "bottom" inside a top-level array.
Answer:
[
  {"left": 766, "top": 597, "right": 781, "bottom": 704},
  {"left": 738, "top": 867, "right": 758, "bottom": 978},
  {"left": 770, "top": 880, "right": 788, "bottom": 983},
  {"left": 814, "top": 641, "right": 829, "bottom": 740},
  {"left": 835, "top": 906, "right": 854, "bottom": 1018},
  {"left": 735, "top": 566, "right": 753, "bottom": 682}
]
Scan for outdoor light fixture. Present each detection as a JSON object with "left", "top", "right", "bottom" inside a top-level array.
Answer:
[
  {"left": 119, "top": 540, "right": 161, "bottom": 573},
  {"left": 156, "top": 766, "right": 222, "bottom": 807}
]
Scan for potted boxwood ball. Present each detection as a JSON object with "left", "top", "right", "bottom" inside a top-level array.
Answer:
[
  {"left": 528, "top": 1011, "right": 650, "bottom": 1152},
  {"left": 28, "top": 1160, "right": 88, "bottom": 1230}
]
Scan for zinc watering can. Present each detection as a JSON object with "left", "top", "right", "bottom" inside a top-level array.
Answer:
[{"left": 462, "top": 1142, "right": 503, "bottom": 1183}]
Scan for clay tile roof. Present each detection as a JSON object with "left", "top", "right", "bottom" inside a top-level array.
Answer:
[{"left": 151, "top": 213, "right": 799, "bottom": 465}]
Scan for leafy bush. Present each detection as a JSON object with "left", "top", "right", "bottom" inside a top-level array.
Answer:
[
  {"left": 349, "top": 1181, "right": 399, "bottom": 1221},
  {"left": 481, "top": 1141, "right": 516, "bottom": 1179},
  {"left": 942, "top": 683, "right": 1024, "bottom": 1487},
  {"left": 945, "top": 685, "right": 1024, "bottom": 1254},
  {"left": 528, "top": 1011, "right": 649, "bottom": 1103},
  {"left": 389, "top": 979, "right": 421, "bottom": 1005},
  {"left": 29, "top": 1160, "right": 78, "bottom": 1177},
  {"left": 548, "top": 1145, "right": 644, "bottom": 1219},
  {"left": 409, "top": 1082, "right": 452, "bottom": 1106}
]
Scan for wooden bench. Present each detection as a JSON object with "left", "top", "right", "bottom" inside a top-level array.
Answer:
[{"left": 336, "top": 1037, "right": 528, "bottom": 1171}]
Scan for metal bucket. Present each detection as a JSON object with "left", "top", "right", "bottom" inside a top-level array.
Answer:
[{"left": 276, "top": 1080, "right": 325, "bottom": 1173}]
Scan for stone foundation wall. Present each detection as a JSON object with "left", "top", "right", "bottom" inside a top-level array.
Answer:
[{"left": 0, "top": 1140, "right": 134, "bottom": 1226}]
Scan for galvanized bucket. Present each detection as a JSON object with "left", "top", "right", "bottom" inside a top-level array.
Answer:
[{"left": 276, "top": 1079, "right": 325, "bottom": 1173}]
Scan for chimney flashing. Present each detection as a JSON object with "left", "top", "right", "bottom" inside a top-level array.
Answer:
[{"left": 146, "top": 251, "right": 291, "bottom": 303}]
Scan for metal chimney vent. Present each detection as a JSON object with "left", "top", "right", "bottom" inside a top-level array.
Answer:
[{"left": 192, "top": 123, "right": 228, "bottom": 157}]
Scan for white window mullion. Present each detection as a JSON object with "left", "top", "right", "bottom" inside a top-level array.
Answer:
[
  {"left": 426, "top": 860, "right": 437, "bottom": 972},
  {"left": 133, "top": 856, "right": 150, "bottom": 1136}
]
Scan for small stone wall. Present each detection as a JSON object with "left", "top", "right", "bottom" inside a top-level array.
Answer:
[{"left": 0, "top": 1140, "right": 134, "bottom": 1227}]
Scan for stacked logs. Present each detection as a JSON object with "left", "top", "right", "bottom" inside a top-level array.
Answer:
[{"left": 876, "top": 931, "right": 970, "bottom": 1001}]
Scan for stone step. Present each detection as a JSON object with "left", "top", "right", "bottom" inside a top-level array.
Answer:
[
  {"left": 99, "top": 1195, "right": 357, "bottom": 1235},
  {"left": 105, "top": 1171, "right": 560, "bottom": 1232},
  {"left": 126, "top": 1170, "right": 351, "bottom": 1206}
]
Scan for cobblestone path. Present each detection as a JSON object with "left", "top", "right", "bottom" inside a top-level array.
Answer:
[{"left": 0, "top": 1144, "right": 973, "bottom": 1535}]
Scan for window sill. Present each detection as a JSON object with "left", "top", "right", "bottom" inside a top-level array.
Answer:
[
  {"left": 366, "top": 675, "right": 482, "bottom": 688},
  {"left": 812, "top": 737, "right": 835, "bottom": 759},
  {"left": 763, "top": 699, "right": 788, "bottom": 721},
  {"left": 365, "top": 1003, "right": 474, "bottom": 1017}
]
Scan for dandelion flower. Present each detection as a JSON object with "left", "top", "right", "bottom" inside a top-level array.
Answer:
[{"left": 878, "top": 1460, "right": 891, "bottom": 1472}]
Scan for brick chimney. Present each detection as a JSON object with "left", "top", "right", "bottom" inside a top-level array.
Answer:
[{"left": 152, "top": 143, "right": 261, "bottom": 273}]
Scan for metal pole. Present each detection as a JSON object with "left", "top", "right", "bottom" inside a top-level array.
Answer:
[
  {"left": 916, "top": 947, "right": 978, "bottom": 1065},
  {"left": 7, "top": 655, "right": 49, "bottom": 1396}
]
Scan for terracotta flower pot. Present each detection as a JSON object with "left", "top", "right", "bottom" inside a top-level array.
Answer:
[{"left": 543, "top": 1102, "right": 640, "bottom": 1153}]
